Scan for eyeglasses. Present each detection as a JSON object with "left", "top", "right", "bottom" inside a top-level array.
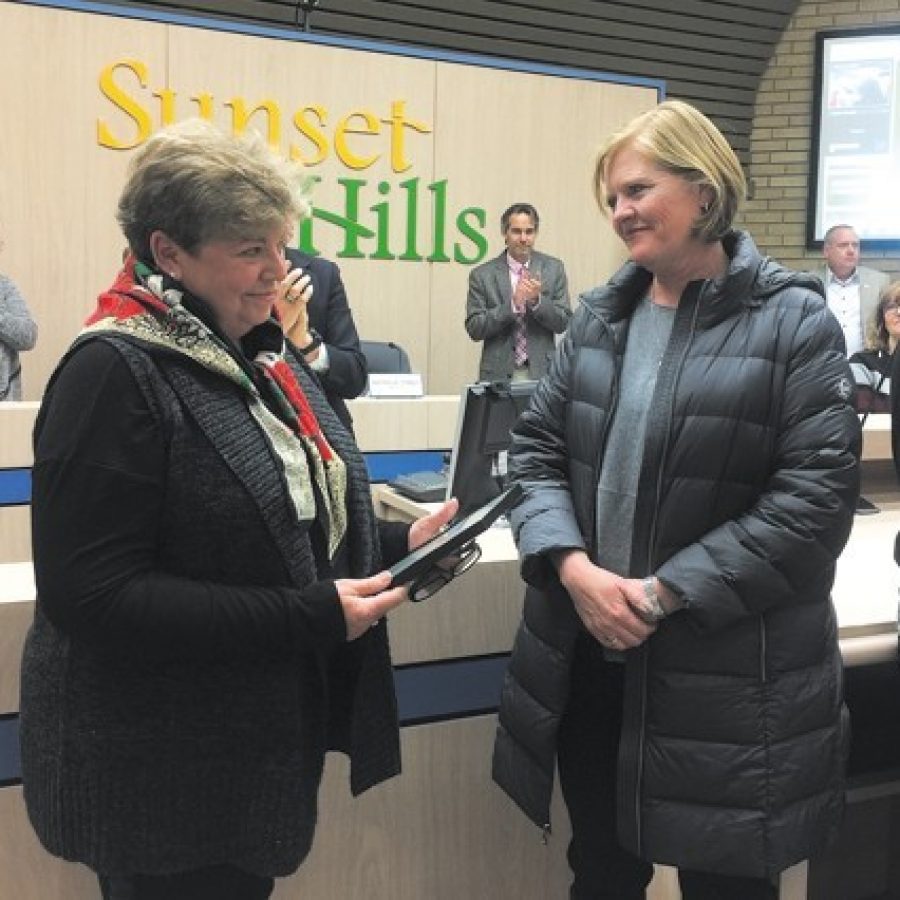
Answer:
[
  {"left": 884, "top": 303, "right": 900, "bottom": 316},
  {"left": 408, "top": 540, "right": 482, "bottom": 602}
]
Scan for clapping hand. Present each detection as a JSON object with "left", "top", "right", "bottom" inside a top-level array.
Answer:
[
  {"left": 274, "top": 265, "right": 314, "bottom": 339},
  {"left": 519, "top": 269, "right": 542, "bottom": 308}
]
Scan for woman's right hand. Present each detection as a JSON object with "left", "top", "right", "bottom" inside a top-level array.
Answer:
[
  {"left": 335, "top": 570, "right": 408, "bottom": 641},
  {"left": 555, "top": 550, "right": 656, "bottom": 651}
]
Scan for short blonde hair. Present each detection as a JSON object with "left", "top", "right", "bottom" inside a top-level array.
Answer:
[
  {"left": 593, "top": 100, "right": 746, "bottom": 243},
  {"left": 117, "top": 119, "right": 311, "bottom": 263}
]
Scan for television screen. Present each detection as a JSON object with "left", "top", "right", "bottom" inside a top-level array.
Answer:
[
  {"left": 445, "top": 381, "right": 537, "bottom": 518},
  {"left": 809, "top": 27, "right": 900, "bottom": 247}
]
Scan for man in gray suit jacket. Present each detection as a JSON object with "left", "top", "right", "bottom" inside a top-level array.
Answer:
[
  {"left": 465, "top": 203, "right": 571, "bottom": 382},
  {"left": 818, "top": 224, "right": 889, "bottom": 355}
]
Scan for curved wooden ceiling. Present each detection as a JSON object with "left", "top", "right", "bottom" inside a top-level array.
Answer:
[{"left": 101, "top": 0, "right": 803, "bottom": 162}]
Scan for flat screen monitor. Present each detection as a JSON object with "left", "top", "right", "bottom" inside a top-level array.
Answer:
[
  {"left": 445, "top": 380, "right": 537, "bottom": 518},
  {"left": 808, "top": 26, "right": 900, "bottom": 248}
]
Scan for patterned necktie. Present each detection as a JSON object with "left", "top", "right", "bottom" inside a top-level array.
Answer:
[{"left": 513, "top": 263, "right": 528, "bottom": 366}]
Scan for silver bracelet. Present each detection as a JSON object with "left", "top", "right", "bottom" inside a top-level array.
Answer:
[{"left": 641, "top": 576, "right": 667, "bottom": 622}]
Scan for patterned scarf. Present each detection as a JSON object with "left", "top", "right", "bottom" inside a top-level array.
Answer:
[{"left": 84, "top": 256, "right": 348, "bottom": 558}]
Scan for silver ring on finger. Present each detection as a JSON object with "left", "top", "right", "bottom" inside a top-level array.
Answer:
[{"left": 606, "top": 634, "right": 620, "bottom": 648}]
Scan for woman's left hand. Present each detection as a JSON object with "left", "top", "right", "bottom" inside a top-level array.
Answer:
[{"left": 408, "top": 498, "right": 459, "bottom": 551}]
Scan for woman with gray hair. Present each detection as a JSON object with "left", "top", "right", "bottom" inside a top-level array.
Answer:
[
  {"left": 19, "top": 120, "right": 456, "bottom": 900},
  {"left": 493, "top": 100, "right": 860, "bottom": 898}
]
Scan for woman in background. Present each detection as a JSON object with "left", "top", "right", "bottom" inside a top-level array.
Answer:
[
  {"left": 849, "top": 279, "right": 900, "bottom": 403},
  {"left": 19, "top": 120, "right": 455, "bottom": 900},
  {"left": 0, "top": 240, "right": 37, "bottom": 399},
  {"left": 493, "top": 100, "right": 859, "bottom": 899}
]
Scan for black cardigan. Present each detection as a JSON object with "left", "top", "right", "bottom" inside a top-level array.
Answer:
[{"left": 21, "top": 331, "right": 407, "bottom": 878}]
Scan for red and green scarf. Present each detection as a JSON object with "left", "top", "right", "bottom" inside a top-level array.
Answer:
[{"left": 85, "top": 257, "right": 348, "bottom": 557}]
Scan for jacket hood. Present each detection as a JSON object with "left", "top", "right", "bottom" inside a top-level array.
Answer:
[
  {"left": 579, "top": 230, "right": 825, "bottom": 327},
  {"left": 753, "top": 248, "right": 824, "bottom": 302}
]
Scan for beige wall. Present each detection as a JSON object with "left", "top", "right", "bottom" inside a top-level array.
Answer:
[
  {"left": 743, "top": 0, "right": 900, "bottom": 277},
  {"left": 0, "top": 2, "right": 655, "bottom": 401}
]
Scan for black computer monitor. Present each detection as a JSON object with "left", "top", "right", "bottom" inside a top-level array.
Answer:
[{"left": 445, "top": 380, "right": 537, "bottom": 518}]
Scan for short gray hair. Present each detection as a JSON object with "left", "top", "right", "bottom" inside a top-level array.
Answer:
[
  {"left": 823, "top": 224, "right": 857, "bottom": 245},
  {"left": 118, "top": 119, "right": 311, "bottom": 263}
]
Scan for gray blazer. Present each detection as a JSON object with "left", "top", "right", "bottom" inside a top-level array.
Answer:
[
  {"left": 817, "top": 264, "right": 889, "bottom": 347},
  {"left": 465, "top": 250, "right": 571, "bottom": 382}
]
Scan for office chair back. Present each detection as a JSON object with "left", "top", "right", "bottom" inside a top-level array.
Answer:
[{"left": 360, "top": 340, "right": 412, "bottom": 375}]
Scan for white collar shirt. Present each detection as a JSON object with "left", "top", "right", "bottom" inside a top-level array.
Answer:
[{"left": 825, "top": 269, "right": 863, "bottom": 356}]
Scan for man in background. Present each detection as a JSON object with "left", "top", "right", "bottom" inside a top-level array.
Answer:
[
  {"left": 819, "top": 224, "right": 888, "bottom": 355},
  {"left": 465, "top": 202, "right": 571, "bottom": 382}
]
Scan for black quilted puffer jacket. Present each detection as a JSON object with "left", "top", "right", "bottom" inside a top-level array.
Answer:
[{"left": 493, "top": 231, "right": 860, "bottom": 879}]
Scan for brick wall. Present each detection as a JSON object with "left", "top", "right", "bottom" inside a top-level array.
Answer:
[{"left": 742, "top": 0, "right": 900, "bottom": 278}]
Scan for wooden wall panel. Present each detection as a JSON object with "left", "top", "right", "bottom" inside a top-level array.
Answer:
[
  {"left": 165, "top": 25, "right": 438, "bottom": 378},
  {"left": 0, "top": 788, "right": 99, "bottom": 900},
  {"left": 0, "top": 723, "right": 680, "bottom": 899},
  {"left": 0, "top": 5, "right": 167, "bottom": 401},
  {"left": 0, "top": 1, "right": 656, "bottom": 399},
  {"left": 9, "top": 0, "right": 792, "bottom": 397},
  {"left": 276, "top": 717, "right": 574, "bottom": 900},
  {"left": 0, "top": 403, "right": 39, "bottom": 467},
  {"left": 0, "top": 509, "right": 31, "bottom": 565},
  {"left": 429, "top": 65, "right": 654, "bottom": 389}
]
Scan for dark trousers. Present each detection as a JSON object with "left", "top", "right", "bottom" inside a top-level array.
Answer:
[
  {"left": 557, "top": 634, "right": 778, "bottom": 900},
  {"left": 98, "top": 865, "right": 274, "bottom": 900}
]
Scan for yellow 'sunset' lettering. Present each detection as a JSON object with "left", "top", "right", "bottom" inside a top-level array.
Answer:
[
  {"left": 291, "top": 105, "right": 329, "bottom": 166},
  {"left": 385, "top": 100, "right": 432, "bottom": 173},
  {"left": 334, "top": 110, "right": 380, "bottom": 170},
  {"left": 225, "top": 98, "right": 282, "bottom": 151},
  {"left": 153, "top": 88, "right": 216, "bottom": 127},
  {"left": 192, "top": 93, "right": 215, "bottom": 120},
  {"left": 154, "top": 87, "right": 177, "bottom": 126},
  {"left": 97, "top": 59, "right": 153, "bottom": 150},
  {"left": 96, "top": 59, "right": 434, "bottom": 174}
]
